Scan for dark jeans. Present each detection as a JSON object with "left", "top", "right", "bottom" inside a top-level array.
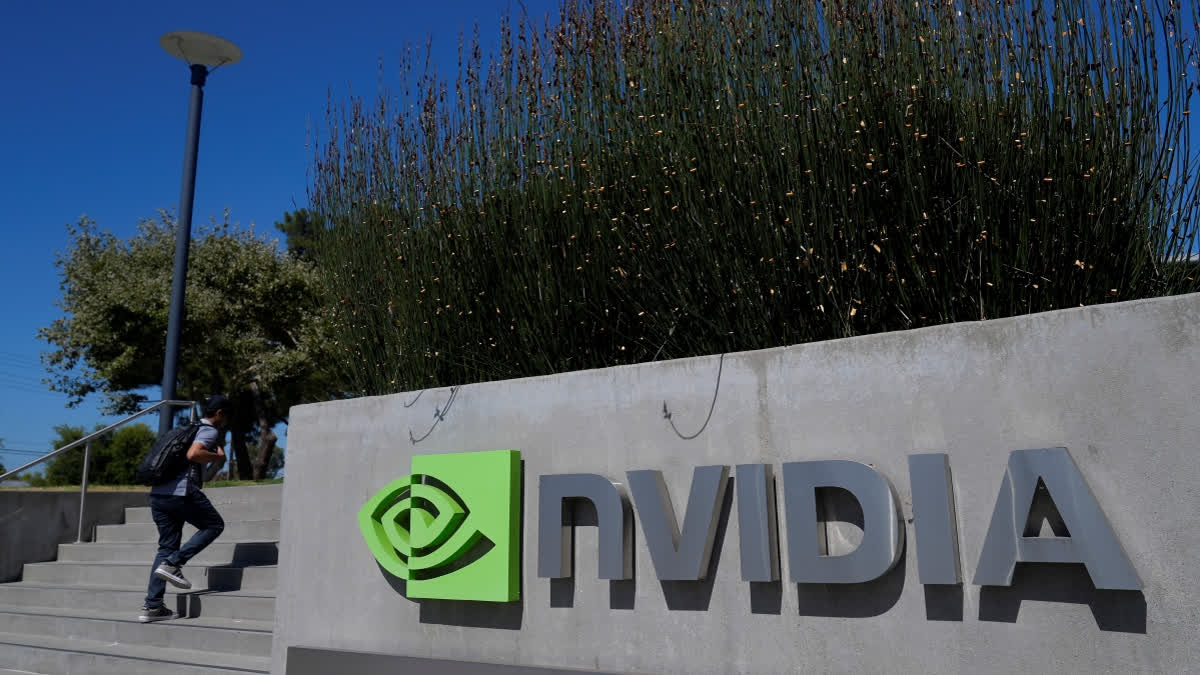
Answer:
[{"left": 144, "top": 490, "right": 225, "bottom": 608}]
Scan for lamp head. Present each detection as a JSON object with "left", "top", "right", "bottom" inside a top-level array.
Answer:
[{"left": 160, "top": 31, "right": 241, "bottom": 67}]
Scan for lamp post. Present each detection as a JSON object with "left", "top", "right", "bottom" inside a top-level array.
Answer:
[{"left": 157, "top": 31, "right": 241, "bottom": 436}]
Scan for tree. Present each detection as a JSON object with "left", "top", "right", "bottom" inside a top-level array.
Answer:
[
  {"left": 36, "top": 423, "right": 156, "bottom": 486},
  {"left": 274, "top": 209, "right": 325, "bottom": 263},
  {"left": 207, "top": 439, "right": 282, "bottom": 481},
  {"left": 266, "top": 446, "right": 284, "bottom": 478},
  {"left": 41, "top": 426, "right": 86, "bottom": 486},
  {"left": 40, "top": 212, "right": 340, "bottom": 480}
]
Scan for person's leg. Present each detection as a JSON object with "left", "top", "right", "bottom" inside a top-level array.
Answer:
[
  {"left": 144, "top": 495, "right": 184, "bottom": 609},
  {"left": 174, "top": 490, "right": 225, "bottom": 565}
]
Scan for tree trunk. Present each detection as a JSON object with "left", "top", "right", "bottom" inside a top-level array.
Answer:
[
  {"left": 249, "top": 381, "right": 277, "bottom": 480},
  {"left": 230, "top": 415, "right": 254, "bottom": 480}
]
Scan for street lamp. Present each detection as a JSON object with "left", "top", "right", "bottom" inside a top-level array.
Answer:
[{"left": 157, "top": 31, "right": 241, "bottom": 436}]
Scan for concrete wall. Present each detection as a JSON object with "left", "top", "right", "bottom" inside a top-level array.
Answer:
[
  {"left": 274, "top": 293, "right": 1200, "bottom": 674},
  {"left": 0, "top": 490, "right": 147, "bottom": 582}
]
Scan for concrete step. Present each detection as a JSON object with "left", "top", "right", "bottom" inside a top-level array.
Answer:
[
  {"left": 124, "top": 499, "right": 280, "bottom": 524},
  {"left": 57, "top": 541, "right": 278, "bottom": 566},
  {"left": 0, "top": 606, "right": 272, "bottom": 658},
  {"left": 95, "top": 519, "right": 279, "bottom": 543},
  {"left": 0, "top": 584, "right": 275, "bottom": 622},
  {"left": 0, "top": 630, "right": 269, "bottom": 674},
  {"left": 20, "top": 563, "right": 277, "bottom": 592},
  {"left": 0, "top": 484, "right": 281, "bottom": 673}
]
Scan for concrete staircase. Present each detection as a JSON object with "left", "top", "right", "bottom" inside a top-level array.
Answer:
[{"left": 0, "top": 485, "right": 280, "bottom": 674}]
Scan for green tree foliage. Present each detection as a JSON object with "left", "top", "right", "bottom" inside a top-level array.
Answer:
[
  {"left": 309, "top": 0, "right": 1200, "bottom": 396},
  {"left": 267, "top": 448, "right": 284, "bottom": 478},
  {"left": 40, "top": 212, "right": 339, "bottom": 479},
  {"left": 274, "top": 209, "right": 326, "bottom": 263},
  {"left": 36, "top": 424, "right": 156, "bottom": 486},
  {"left": 209, "top": 442, "right": 282, "bottom": 481}
]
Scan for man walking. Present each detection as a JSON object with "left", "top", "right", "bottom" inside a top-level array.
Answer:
[{"left": 139, "top": 394, "right": 230, "bottom": 622}]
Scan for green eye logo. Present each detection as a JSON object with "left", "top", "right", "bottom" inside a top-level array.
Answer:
[{"left": 359, "top": 449, "right": 521, "bottom": 602}]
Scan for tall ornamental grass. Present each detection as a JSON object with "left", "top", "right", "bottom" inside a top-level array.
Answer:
[{"left": 310, "top": 0, "right": 1200, "bottom": 396}]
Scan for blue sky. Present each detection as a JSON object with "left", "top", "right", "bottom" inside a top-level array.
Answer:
[{"left": 0, "top": 0, "right": 559, "bottom": 473}]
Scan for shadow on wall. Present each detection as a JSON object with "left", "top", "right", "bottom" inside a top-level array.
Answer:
[
  {"left": 794, "top": 543, "right": 907, "bottom": 618},
  {"left": 374, "top": 460, "right": 527, "bottom": 631},
  {"left": 979, "top": 563, "right": 1147, "bottom": 634},
  {"left": 657, "top": 476, "right": 734, "bottom": 611},
  {"left": 418, "top": 594, "right": 525, "bottom": 630},
  {"left": 377, "top": 560, "right": 525, "bottom": 630},
  {"left": 546, "top": 496, "right": 640, "bottom": 611},
  {"left": 786, "top": 481, "right": 907, "bottom": 619},
  {"left": 547, "top": 499, "right": 593, "bottom": 610},
  {"left": 371, "top": 469, "right": 1146, "bottom": 635},
  {"left": 924, "top": 585, "right": 964, "bottom": 622}
]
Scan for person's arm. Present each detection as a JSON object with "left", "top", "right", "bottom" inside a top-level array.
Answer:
[{"left": 186, "top": 441, "right": 225, "bottom": 464}]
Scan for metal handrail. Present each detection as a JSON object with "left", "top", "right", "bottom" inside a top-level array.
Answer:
[{"left": 0, "top": 399, "right": 200, "bottom": 542}]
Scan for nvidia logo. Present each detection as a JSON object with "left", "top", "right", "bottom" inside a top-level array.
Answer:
[{"left": 358, "top": 449, "right": 521, "bottom": 602}]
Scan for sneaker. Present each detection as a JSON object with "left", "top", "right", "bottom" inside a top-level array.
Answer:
[
  {"left": 139, "top": 605, "right": 174, "bottom": 623},
  {"left": 154, "top": 563, "right": 192, "bottom": 589}
]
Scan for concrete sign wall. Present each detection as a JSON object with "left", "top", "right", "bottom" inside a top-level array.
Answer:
[{"left": 273, "top": 293, "right": 1200, "bottom": 674}]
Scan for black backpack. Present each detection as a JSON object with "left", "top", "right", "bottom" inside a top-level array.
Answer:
[{"left": 134, "top": 422, "right": 208, "bottom": 486}]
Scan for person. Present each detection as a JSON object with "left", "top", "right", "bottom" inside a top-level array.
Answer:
[{"left": 138, "top": 394, "right": 230, "bottom": 623}]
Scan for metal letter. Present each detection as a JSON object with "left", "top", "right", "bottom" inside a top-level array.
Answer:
[
  {"left": 627, "top": 465, "right": 730, "bottom": 580},
  {"left": 736, "top": 464, "right": 779, "bottom": 582},
  {"left": 908, "top": 453, "right": 962, "bottom": 584},
  {"left": 973, "top": 448, "right": 1141, "bottom": 590},
  {"left": 537, "top": 473, "right": 633, "bottom": 580},
  {"left": 782, "top": 460, "right": 904, "bottom": 584}
]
